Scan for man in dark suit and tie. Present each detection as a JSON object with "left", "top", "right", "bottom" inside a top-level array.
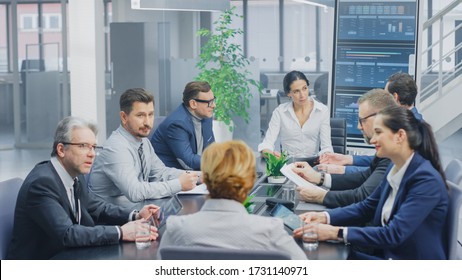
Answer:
[
  {"left": 150, "top": 81, "right": 215, "bottom": 170},
  {"left": 7, "top": 116, "right": 159, "bottom": 259}
]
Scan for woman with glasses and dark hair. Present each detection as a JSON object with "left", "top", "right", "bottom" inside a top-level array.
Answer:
[
  {"left": 295, "top": 106, "right": 449, "bottom": 259},
  {"left": 258, "top": 71, "right": 333, "bottom": 159}
]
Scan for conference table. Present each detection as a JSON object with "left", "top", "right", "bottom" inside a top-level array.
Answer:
[{"left": 53, "top": 172, "right": 350, "bottom": 260}]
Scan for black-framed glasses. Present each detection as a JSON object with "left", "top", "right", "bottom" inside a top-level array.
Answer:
[
  {"left": 358, "top": 112, "right": 377, "bottom": 127},
  {"left": 192, "top": 98, "right": 216, "bottom": 107},
  {"left": 62, "top": 142, "right": 103, "bottom": 153}
]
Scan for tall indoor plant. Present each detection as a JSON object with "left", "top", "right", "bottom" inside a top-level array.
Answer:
[{"left": 196, "top": 7, "right": 262, "bottom": 136}]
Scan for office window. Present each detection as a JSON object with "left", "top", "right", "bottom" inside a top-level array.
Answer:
[
  {"left": 246, "top": 0, "right": 280, "bottom": 72},
  {"left": 283, "top": 2, "right": 334, "bottom": 72},
  {"left": 0, "top": 4, "right": 7, "bottom": 72},
  {"left": 20, "top": 14, "right": 38, "bottom": 31},
  {"left": 46, "top": 14, "right": 61, "bottom": 31}
]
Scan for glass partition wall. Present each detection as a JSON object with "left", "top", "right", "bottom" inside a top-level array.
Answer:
[{"left": 0, "top": 0, "right": 68, "bottom": 149}]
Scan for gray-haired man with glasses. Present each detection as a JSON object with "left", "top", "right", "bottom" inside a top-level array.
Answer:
[
  {"left": 7, "top": 116, "right": 160, "bottom": 259},
  {"left": 150, "top": 81, "right": 215, "bottom": 170}
]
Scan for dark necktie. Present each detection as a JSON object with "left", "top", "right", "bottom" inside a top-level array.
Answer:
[
  {"left": 73, "top": 178, "right": 81, "bottom": 224},
  {"left": 138, "top": 142, "right": 148, "bottom": 181}
]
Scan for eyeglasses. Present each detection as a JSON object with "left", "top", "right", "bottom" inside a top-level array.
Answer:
[
  {"left": 62, "top": 142, "right": 103, "bottom": 153},
  {"left": 289, "top": 86, "right": 309, "bottom": 96},
  {"left": 192, "top": 97, "right": 216, "bottom": 107},
  {"left": 358, "top": 112, "right": 377, "bottom": 127}
]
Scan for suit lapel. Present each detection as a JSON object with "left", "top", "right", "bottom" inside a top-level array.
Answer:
[
  {"left": 387, "top": 153, "right": 423, "bottom": 222},
  {"left": 48, "top": 162, "right": 79, "bottom": 223}
]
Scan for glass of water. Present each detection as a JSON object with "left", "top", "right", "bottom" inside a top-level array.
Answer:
[
  {"left": 302, "top": 222, "right": 319, "bottom": 251},
  {"left": 135, "top": 219, "right": 151, "bottom": 249}
]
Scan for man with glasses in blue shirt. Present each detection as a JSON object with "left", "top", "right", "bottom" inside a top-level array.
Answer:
[{"left": 151, "top": 81, "right": 215, "bottom": 170}]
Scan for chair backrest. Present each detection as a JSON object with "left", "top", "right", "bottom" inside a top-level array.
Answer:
[
  {"left": 0, "top": 177, "right": 23, "bottom": 259},
  {"left": 445, "top": 159, "right": 462, "bottom": 185},
  {"left": 447, "top": 180, "right": 462, "bottom": 260},
  {"left": 148, "top": 116, "right": 167, "bottom": 139},
  {"left": 160, "top": 246, "right": 291, "bottom": 260},
  {"left": 330, "top": 118, "right": 347, "bottom": 154},
  {"left": 276, "top": 90, "right": 289, "bottom": 105}
]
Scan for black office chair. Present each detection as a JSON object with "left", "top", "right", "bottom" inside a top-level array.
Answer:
[
  {"left": 276, "top": 90, "right": 289, "bottom": 105},
  {"left": 446, "top": 180, "right": 462, "bottom": 260},
  {"left": 160, "top": 246, "right": 291, "bottom": 260},
  {"left": 0, "top": 177, "right": 23, "bottom": 259},
  {"left": 330, "top": 118, "right": 347, "bottom": 154}
]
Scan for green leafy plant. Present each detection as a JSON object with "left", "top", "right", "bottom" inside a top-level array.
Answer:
[
  {"left": 243, "top": 194, "right": 256, "bottom": 214},
  {"left": 196, "top": 6, "right": 262, "bottom": 131},
  {"left": 264, "top": 151, "right": 289, "bottom": 177}
]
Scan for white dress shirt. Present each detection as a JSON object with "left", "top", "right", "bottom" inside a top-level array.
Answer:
[
  {"left": 258, "top": 99, "right": 333, "bottom": 156},
  {"left": 381, "top": 153, "right": 415, "bottom": 225}
]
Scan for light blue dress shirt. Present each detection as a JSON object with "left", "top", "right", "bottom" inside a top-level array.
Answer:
[{"left": 89, "top": 125, "right": 184, "bottom": 205}]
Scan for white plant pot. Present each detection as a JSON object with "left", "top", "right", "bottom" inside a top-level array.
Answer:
[
  {"left": 267, "top": 176, "right": 287, "bottom": 184},
  {"left": 213, "top": 120, "right": 233, "bottom": 143}
]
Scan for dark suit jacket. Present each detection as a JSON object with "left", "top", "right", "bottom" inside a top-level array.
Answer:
[
  {"left": 150, "top": 104, "right": 214, "bottom": 170},
  {"left": 7, "top": 161, "right": 130, "bottom": 260},
  {"left": 329, "top": 153, "right": 449, "bottom": 259},
  {"left": 323, "top": 156, "right": 391, "bottom": 208}
]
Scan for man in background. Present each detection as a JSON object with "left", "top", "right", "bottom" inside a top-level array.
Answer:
[
  {"left": 319, "top": 72, "right": 422, "bottom": 174},
  {"left": 90, "top": 88, "right": 198, "bottom": 206},
  {"left": 150, "top": 81, "right": 215, "bottom": 170},
  {"left": 294, "top": 89, "right": 395, "bottom": 208}
]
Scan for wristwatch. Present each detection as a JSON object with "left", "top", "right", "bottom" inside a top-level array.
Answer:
[
  {"left": 337, "top": 227, "right": 344, "bottom": 240},
  {"left": 317, "top": 172, "right": 325, "bottom": 186}
]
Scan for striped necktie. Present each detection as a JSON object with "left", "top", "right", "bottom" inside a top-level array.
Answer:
[{"left": 138, "top": 142, "right": 148, "bottom": 181}]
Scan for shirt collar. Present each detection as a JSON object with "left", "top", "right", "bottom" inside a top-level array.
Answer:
[
  {"left": 51, "top": 156, "right": 75, "bottom": 189},
  {"left": 386, "top": 152, "right": 415, "bottom": 190},
  {"left": 186, "top": 107, "right": 203, "bottom": 121},
  {"left": 282, "top": 98, "right": 324, "bottom": 113},
  {"left": 117, "top": 125, "right": 143, "bottom": 148}
]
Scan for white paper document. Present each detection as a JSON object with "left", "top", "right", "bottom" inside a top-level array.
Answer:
[
  {"left": 280, "top": 163, "right": 317, "bottom": 188},
  {"left": 178, "top": 183, "right": 209, "bottom": 195}
]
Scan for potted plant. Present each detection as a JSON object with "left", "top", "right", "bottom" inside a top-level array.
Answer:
[
  {"left": 264, "top": 151, "right": 289, "bottom": 184},
  {"left": 243, "top": 194, "right": 256, "bottom": 214},
  {"left": 195, "top": 6, "right": 262, "bottom": 140}
]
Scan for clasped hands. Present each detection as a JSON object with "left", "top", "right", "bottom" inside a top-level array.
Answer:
[{"left": 293, "top": 212, "right": 340, "bottom": 242}]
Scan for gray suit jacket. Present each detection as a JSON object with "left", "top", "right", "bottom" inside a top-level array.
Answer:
[{"left": 158, "top": 199, "right": 307, "bottom": 260}]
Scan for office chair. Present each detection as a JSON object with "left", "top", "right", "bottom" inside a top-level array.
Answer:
[
  {"left": 276, "top": 90, "right": 289, "bottom": 105},
  {"left": 148, "top": 116, "right": 167, "bottom": 139},
  {"left": 330, "top": 118, "right": 347, "bottom": 154},
  {"left": 159, "top": 246, "right": 291, "bottom": 260},
  {"left": 447, "top": 180, "right": 462, "bottom": 260},
  {"left": 445, "top": 159, "right": 462, "bottom": 185},
  {"left": 0, "top": 177, "right": 23, "bottom": 259}
]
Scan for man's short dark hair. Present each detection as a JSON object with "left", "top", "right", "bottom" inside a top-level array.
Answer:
[
  {"left": 386, "top": 72, "right": 418, "bottom": 107},
  {"left": 119, "top": 88, "right": 154, "bottom": 114},
  {"left": 182, "top": 81, "right": 211, "bottom": 107}
]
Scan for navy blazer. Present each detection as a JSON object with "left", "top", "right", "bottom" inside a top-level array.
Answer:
[
  {"left": 328, "top": 153, "right": 449, "bottom": 259},
  {"left": 150, "top": 104, "right": 215, "bottom": 170},
  {"left": 7, "top": 161, "right": 130, "bottom": 259}
]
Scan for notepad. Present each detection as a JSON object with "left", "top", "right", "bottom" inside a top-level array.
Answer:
[
  {"left": 178, "top": 183, "right": 209, "bottom": 195},
  {"left": 280, "top": 163, "right": 317, "bottom": 188}
]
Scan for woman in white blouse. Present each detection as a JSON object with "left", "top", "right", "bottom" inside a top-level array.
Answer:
[{"left": 259, "top": 71, "right": 333, "bottom": 158}]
